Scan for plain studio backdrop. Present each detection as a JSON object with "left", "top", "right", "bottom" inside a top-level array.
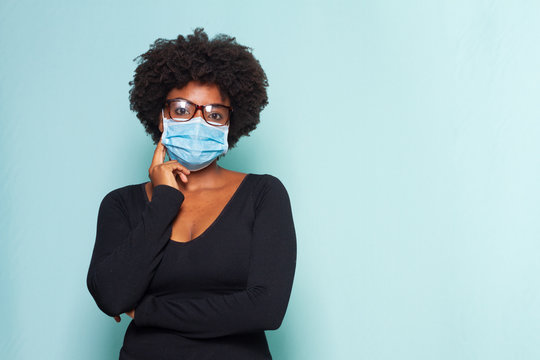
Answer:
[{"left": 1, "top": 0, "right": 539, "bottom": 359}]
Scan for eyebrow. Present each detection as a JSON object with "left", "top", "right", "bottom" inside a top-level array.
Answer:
[{"left": 168, "top": 97, "right": 230, "bottom": 107}]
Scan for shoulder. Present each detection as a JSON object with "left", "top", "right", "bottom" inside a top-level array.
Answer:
[
  {"left": 101, "top": 182, "right": 143, "bottom": 201},
  {"left": 220, "top": 168, "right": 286, "bottom": 191},
  {"left": 247, "top": 173, "right": 291, "bottom": 208},
  {"left": 247, "top": 173, "right": 287, "bottom": 190},
  {"left": 99, "top": 182, "right": 145, "bottom": 211}
]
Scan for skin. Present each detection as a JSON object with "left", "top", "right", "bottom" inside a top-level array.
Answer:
[{"left": 114, "top": 81, "right": 247, "bottom": 323}]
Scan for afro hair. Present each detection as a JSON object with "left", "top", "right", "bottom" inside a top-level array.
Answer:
[{"left": 128, "top": 27, "right": 269, "bottom": 149}]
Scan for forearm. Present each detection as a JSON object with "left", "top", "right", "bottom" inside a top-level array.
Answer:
[{"left": 133, "top": 274, "right": 295, "bottom": 338}]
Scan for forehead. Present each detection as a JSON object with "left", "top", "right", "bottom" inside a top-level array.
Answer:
[{"left": 166, "top": 81, "right": 229, "bottom": 105}]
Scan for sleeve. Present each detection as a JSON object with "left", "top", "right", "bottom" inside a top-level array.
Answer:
[
  {"left": 133, "top": 176, "right": 297, "bottom": 338},
  {"left": 86, "top": 185, "right": 184, "bottom": 317}
]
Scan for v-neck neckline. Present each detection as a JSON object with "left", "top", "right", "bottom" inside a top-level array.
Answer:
[{"left": 141, "top": 173, "right": 251, "bottom": 246}]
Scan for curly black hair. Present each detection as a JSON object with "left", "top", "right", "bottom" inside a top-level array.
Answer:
[{"left": 128, "top": 28, "right": 269, "bottom": 150}]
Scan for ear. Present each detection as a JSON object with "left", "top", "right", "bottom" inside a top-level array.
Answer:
[{"left": 159, "top": 112, "right": 163, "bottom": 133}]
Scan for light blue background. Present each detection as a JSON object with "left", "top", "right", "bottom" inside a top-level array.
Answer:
[{"left": 1, "top": 0, "right": 539, "bottom": 359}]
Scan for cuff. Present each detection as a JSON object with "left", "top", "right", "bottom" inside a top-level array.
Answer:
[{"left": 150, "top": 185, "right": 185, "bottom": 213}]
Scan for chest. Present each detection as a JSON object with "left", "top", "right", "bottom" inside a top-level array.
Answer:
[
  {"left": 170, "top": 186, "right": 240, "bottom": 243},
  {"left": 143, "top": 188, "right": 257, "bottom": 296}
]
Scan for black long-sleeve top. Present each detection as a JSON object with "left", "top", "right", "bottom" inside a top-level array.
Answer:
[{"left": 86, "top": 173, "right": 297, "bottom": 360}]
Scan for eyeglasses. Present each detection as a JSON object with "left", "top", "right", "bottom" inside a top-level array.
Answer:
[{"left": 163, "top": 98, "right": 232, "bottom": 126}]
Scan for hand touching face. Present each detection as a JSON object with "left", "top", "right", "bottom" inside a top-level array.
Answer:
[{"left": 148, "top": 140, "right": 190, "bottom": 190}]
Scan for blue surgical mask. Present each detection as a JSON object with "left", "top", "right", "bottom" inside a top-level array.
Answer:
[{"left": 161, "top": 110, "right": 229, "bottom": 171}]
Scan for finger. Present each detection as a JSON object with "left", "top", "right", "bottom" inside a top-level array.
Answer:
[
  {"left": 162, "top": 143, "right": 167, "bottom": 163},
  {"left": 180, "top": 172, "right": 188, "bottom": 183},
  {"left": 173, "top": 164, "right": 190, "bottom": 180},
  {"left": 150, "top": 140, "right": 166, "bottom": 168},
  {"left": 174, "top": 169, "right": 189, "bottom": 183},
  {"left": 163, "top": 160, "right": 190, "bottom": 175}
]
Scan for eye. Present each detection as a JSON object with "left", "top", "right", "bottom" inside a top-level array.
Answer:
[
  {"left": 208, "top": 112, "right": 223, "bottom": 121},
  {"left": 174, "top": 106, "right": 190, "bottom": 116}
]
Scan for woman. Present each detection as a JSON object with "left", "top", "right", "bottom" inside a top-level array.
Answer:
[{"left": 86, "top": 28, "right": 297, "bottom": 360}]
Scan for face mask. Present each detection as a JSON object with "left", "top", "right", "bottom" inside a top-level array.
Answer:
[{"left": 161, "top": 110, "right": 229, "bottom": 171}]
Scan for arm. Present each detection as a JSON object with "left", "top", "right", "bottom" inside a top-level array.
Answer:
[
  {"left": 133, "top": 176, "right": 297, "bottom": 338},
  {"left": 86, "top": 185, "right": 184, "bottom": 317}
]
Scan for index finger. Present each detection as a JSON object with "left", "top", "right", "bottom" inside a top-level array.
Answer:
[{"left": 150, "top": 140, "right": 166, "bottom": 168}]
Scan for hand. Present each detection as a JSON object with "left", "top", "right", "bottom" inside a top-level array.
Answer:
[
  {"left": 113, "top": 309, "right": 135, "bottom": 322},
  {"left": 148, "top": 140, "right": 190, "bottom": 191}
]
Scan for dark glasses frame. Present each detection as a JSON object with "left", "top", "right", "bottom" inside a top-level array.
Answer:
[{"left": 164, "top": 97, "right": 233, "bottom": 126}]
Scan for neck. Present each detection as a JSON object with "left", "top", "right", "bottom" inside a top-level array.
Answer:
[{"left": 176, "top": 160, "right": 224, "bottom": 192}]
